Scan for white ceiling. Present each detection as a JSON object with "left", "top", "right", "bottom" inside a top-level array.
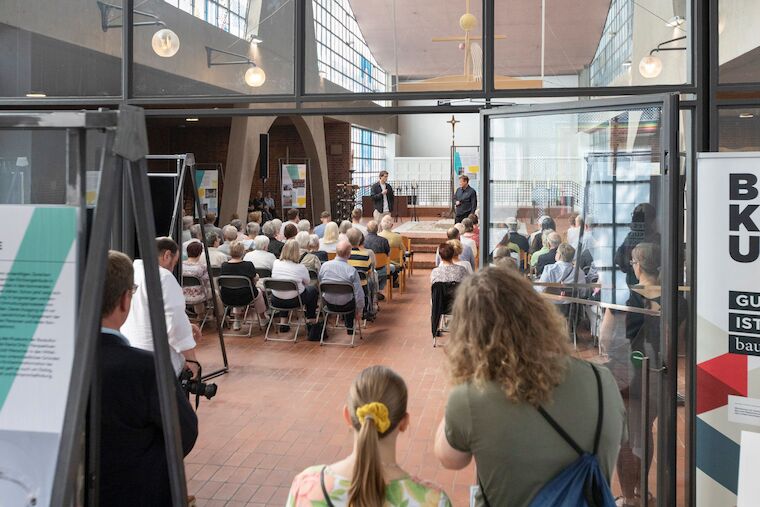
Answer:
[{"left": 349, "top": 0, "right": 612, "bottom": 80}]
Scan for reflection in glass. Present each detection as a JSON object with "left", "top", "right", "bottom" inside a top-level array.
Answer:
[{"left": 487, "top": 105, "right": 671, "bottom": 502}]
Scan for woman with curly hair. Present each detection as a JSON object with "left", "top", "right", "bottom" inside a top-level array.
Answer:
[{"left": 434, "top": 267, "right": 625, "bottom": 507}]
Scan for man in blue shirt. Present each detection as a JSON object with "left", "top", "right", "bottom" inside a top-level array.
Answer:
[{"left": 318, "top": 241, "right": 364, "bottom": 332}]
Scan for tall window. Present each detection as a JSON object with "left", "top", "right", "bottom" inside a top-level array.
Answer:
[
  {"left": 351, "top": 126, "right": 386, "bottom": 191},
  {"left": 589, "top": 0, "right": 633, "bottom": 87},
  {"left": 163, "top": 0, "right": 249, "bottom": 39},
  {"left": 312, "top": 0, "right": 388, "bottom": 94}
]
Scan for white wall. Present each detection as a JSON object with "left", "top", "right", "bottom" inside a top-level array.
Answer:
[
  {"left": 396, "top": 106, "right": 479, "bottom": 158},
  {"left": 719, "top": 0, "right": 760, "bottom": 64}
]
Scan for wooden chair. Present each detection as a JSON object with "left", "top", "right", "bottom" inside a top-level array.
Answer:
[
  {"left": 389, "top": 247, "right": 406, "bottom": 293},
  {"left": 401, "top": 236, "right": 414, "bottom": 276},
  {"left": 327, "top": 251, "right": 337, "bottom": 260},
  {"left": 374, "top": 252, "right": 392, "bottom": 301}
]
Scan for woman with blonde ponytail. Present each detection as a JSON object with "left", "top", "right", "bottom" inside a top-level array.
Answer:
[{"left": 287, "top": 366, "right": 451, "bottom": 507}]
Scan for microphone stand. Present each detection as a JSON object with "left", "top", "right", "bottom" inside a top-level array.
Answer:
[{"left": 411, "top": 183, "right": 418, "bottom": 222}]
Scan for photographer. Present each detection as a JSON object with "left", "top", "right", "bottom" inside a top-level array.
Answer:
[
  {"left": 99, "top": 250, "right": 198, "bottom": 505},
  {"left": 122, "top": 237, "right": 201, "bottom": 379}
]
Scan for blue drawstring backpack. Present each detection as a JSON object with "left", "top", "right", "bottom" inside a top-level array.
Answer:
[{"left": 481, "top": 363, "right": 616, "bottom": 507}]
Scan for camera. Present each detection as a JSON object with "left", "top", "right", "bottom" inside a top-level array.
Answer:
[{"left": 180, "top": 361, "right": 217, "bottom": 407}]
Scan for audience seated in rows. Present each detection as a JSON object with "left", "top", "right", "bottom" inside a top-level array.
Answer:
[
  {"left": 204, "top": 212, "right": 223, "bottom": 239},
  {"left": 313, "top": 210, "right": 331, "bottom": 238},
  {"left": 217, "top": 225, "right": 239, "bottom": 257},
  {"left": 220, "top": 241, "right": 268, "bottom": 330},
  {"left": 535, "top": 231, "right": 562, "bottom": 276},
  {"left": 351, "top": 207, "right": 368, "bottom": 237},
  {"left": 434, "top": 266, "right": 624, "bottom": 506},
  {"left": 364, "top": 220, "right": 396, "bottom": 292},
  {"left": 244, "top": 222, "right": 260, "bottom": 249},
  {"left": 529, "top": 215, "right": 556, "bottom": 255},
  {"left": 504, "top": 216, "right": 530, "bottom": 252},
  {"left": 317, "top": 240, "right": 364, "bottom": 332},
  {"left": 535, "top": 242, "right": 580, "bottom": 318},
  {"left": 461, "top": 217, "right": 479, "bottom": 251},
  {"left": 271, "top": 239, "right": 319, "bottom": 325},
  {"left": 566, "top": 214, "right": 583, "bottom": 249},
  {"left": 295, "top": 230, "right": 322, "bottom": 274},
  {"left": 247, "top": 210, "right": 262, "bottom": 225},
  {"left": 491, "top": 245, "right": 518, "bottom": 270},
  {"left": 99, "top": 251, "right": 198, "bottom": 506},
  {"left": 346, "top": 228, "right": 377, "bottom": 319},
  {"left": 183, "top": 241, "right": 212, "bottom": 316},
  {"left": 181, "top": 215, "right": 194, "bottom": 244},
  {"left": 201, "top": 231, "right": 230, "bottom": 267},
  {"left": 319, "top": 222, "right": 340, "bottom": 253},
  {"left": 271, "top": 218, "right": 283, "bottom": 240},
  {"left": 446, "top": 240, "right": 471, "bottom": 274},
  {"left": 243, "top": 235, "right": 276, "bottom": 272},
  {"left": 297, "top": 219, "right": 311, "bottom": 233},
  {"left": 263, "top": 221, "right": 285, "bottom": 258},
  {"left": 454, "top": 222, "right": 477, "bottom": 259},
  {"left": 435, "top": 227, "right": 475, "bottom": 271},
  {"left": 529, "top": 229, "right": 554, "bottom": 270},
  {"left": 287, "top": 366, "right": 451, "bottom": 506},
  {"left": 308, "top": 234, "right": 328, "bottom": 263},
  {"left": 431, "top": 242, "right": 469, "bottom": 284},
  {"left": 280, "top": 208, "right": 300, "bottom": 237},
  {"left": 338, "top": 219, "right": 353, "bottom": 243},
  {"left": 283, "top": 222, "right": 298, "bottom": 242}
]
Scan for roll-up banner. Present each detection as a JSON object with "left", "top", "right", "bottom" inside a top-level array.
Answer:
[
  {"left": 696, "top": 153, "right": 760, "bottom": 507},
  {"left": 281, "top": 163, "right": 307, "bottom": 209},
  {"left": 0, "top": 205, "right": 78, "bottom": 506}
]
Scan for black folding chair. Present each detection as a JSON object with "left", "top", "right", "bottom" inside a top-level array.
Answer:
[
  {"left": 182, "top": 274, "right": 213, "bottom": 331},
  {"left": 431, "top": 281, "right": 459, "bottom": 347},
  {"left": 319, "top": 282, "right": 363, "bottom": 347},
  {"left": 262, "top": 278, "right": 308, "bottom": 343},
  {"left": 216, "top": 275, "right": 262, "bottom": 337},
  {"left": 255, "top": 267, "right": 272, "bottom": 279}
]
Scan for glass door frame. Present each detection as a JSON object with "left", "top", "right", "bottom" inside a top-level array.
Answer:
[{"left": 479, "top": 93, "right": 682, "bottom": 506}]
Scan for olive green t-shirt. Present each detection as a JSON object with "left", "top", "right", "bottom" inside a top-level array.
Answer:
[{"left": 445, "top": 358, "right": 626, "bottom": 507}]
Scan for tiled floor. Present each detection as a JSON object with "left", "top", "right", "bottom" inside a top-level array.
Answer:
[
  {"left": 187, "top": 269, "right": 688, "bottom": 507},
  {"left": 187, "top": 270, "right": 476, "bottom": 506}
]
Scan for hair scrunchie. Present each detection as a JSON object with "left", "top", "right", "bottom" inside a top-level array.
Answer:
[{"left": 356, "top": 402, "right": 391, "bottom": 434}]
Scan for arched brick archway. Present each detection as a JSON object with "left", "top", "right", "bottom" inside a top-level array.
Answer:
[{"left": 219, "top": 113, "right": 330, "bottom": 223}]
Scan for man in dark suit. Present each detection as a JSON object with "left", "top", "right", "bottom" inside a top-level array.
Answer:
[
  {"left": 535, "top": 231, "right": 562, "bottom": 276},
  {"left": 370, "top": 170, "right": 394, "bottom": 222},
  {"left": 99, "top": 250, "right": 198, "bottom": 506},
  {"left": 454, "top": 174, "right": 477, "bottom": 223}
]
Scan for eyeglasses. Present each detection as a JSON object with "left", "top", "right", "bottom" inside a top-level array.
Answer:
[{"left": 129, "top": 284, "right": 139, "bottom": 295}]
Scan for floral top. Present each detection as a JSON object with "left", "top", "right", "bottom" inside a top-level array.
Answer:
[
  {"left": 182, "top": 262, "right": 211, "bottom": 304},
  {"left": 286, "top": 465, "right": 451, "bottom": 507}
]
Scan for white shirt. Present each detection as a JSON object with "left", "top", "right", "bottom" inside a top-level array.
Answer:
[
  {"left": 460, "top": 236, "right": 478, "bottom": 258},
  {"left": 456, "top": 260, "right": 473, "bottom": 274},
  {"left": 381, "top": 182, "right": 389, "bottom": 213},
  {"left": 566, "top": 226, "right": 580, "bottom": 249},
  {"left": 244, "top": 249, "right": 276, "bottom": 271},
  {"left": 280, "top": 220, "right": 298, "bottom": 237},
  {"left": 121, "top": 260, "right": 196, "bottom": 375},
  {"left": 271, "top": 260, "right": 310, "bottom": 299},
  {"left": 320, "top": 240, "right": 338, "bottom": 253},
  {"left": 352, "top": 223, "right": 368, "bottom": 237},
  {"left": 199, "top": 247, "right": 229, "bottom": 268}
]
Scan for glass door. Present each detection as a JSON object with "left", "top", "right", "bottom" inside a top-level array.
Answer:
[{"left": 481, "top": 95, "right": 681, "bottom": 506}]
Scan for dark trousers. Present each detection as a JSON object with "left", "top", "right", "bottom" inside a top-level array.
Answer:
[
  {"left": 325, "top": 300, "right": 357, "bottom": 329},
  {"left": 455, "top": 214, "right": 467, "bottom": 224},
  {"left": 271, "top": 285, "right": 319, "bottom": 319}
]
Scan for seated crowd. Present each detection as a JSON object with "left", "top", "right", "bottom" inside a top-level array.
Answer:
[{"left": 180, "top": 207, "right": 409, "bottom": 334}]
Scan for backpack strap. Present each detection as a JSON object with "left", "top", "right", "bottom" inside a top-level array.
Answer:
[
  {"left": 537, "top": 362, "right": 605, "bottom": 457},
  {"left": 320, "top": 466, "right": 336, "bottom": 507}
]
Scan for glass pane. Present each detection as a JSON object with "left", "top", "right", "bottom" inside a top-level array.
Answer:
[
  {"left": 0, "top": 0, "right": 121, "bottom": 97},
  {"left": 487, "top": 104, "right": 670, "bottom": 502},
  {"left": 133, "top": 0, "right": 294, "bottom": 96},
  {"left": 495, "top": 0, "right": 691, "bottom": 89},
  {"left": 719, "top": 107, "right": 760, "bottom": 150},
  {"left": 718, "top": 0, "right": 760, "bottom": 83},
  {"left": 306, "top": 0, "right": 483, "bottom": 95}
]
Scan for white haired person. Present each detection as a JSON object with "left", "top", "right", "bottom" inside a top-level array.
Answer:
[{"left": 287, "top": 366, "right": 452, "bottom": 506}]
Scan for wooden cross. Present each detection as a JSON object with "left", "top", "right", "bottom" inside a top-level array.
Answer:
[{"left": 447, "top": 115, "right": 460, "bottom": 145}]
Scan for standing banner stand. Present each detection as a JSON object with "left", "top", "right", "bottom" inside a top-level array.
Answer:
[
  {"left": 696, "top": 152, "right": 760, "bottom": 507},
  {"left": 0, "top": 109, "right": 190, "bottom": 507},
  {"left": 279, "top": 158, "right": 312, "bottom": 221},
  {"left": 161, "top": 154, "right": 229, "bottom": 381},
  {"left": 194, "top": 166, "right": 220, "bottom": 216}
]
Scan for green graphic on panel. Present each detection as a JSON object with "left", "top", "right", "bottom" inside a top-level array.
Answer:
[{"left": 0, "top": 208, "right": 76, "bottom": 410}]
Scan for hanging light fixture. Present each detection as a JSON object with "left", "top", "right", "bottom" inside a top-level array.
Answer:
[
  {"left": 639, "top": 55, "right": 663, "bottom": 79},
  {"left": 639, "top": 36, "right": 686, "bottom": 79},
  {"left": 244, "top": 66, "right": 266, "bottom": 87},
  {"left": 206, "top": 46, "right": 266, "bottom": 87},
  {"left": 152, "top": 28, "right": 180, "bottom": 57}
]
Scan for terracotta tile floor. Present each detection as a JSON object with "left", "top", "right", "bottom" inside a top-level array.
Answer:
[
  {"left": 188, "top": 270, "right": 476, "bottom": 506},
  {"left": 187, "top": 270, "right": 688, "bottom": 506}
]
